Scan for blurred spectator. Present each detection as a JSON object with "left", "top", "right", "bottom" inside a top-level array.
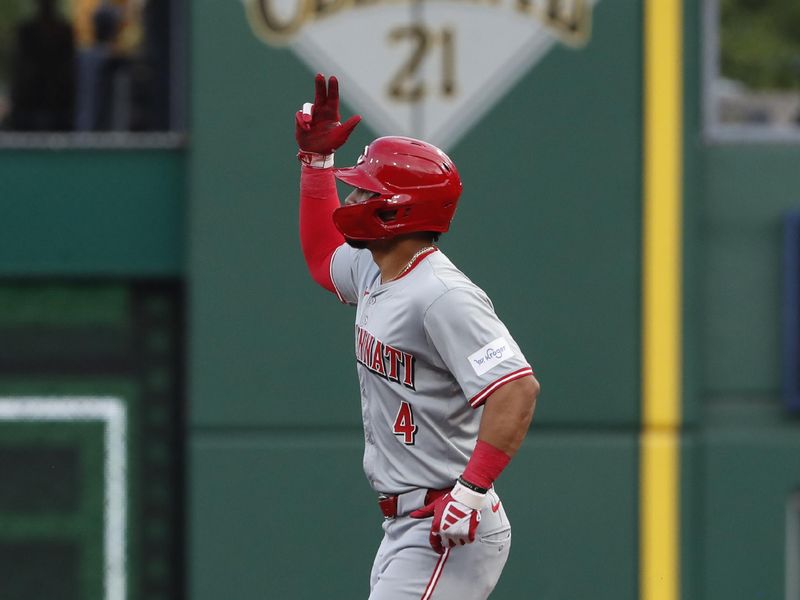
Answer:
[
  {"left": 134, "top": 0, "right": 171, "bottom": 131},
  {"left": 7, "top": 0, "right": 76, "bottom": 131},
  {"left": 74, "top": 4, "right": 124, "bottom": 131}
]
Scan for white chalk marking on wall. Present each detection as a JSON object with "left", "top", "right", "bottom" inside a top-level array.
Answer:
[{"left": 0, "top": 397, "right": 127, "bottom": 600}]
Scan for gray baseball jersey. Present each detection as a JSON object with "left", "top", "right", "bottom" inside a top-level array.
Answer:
[{"left": 330, "top": 244, "right": 533, "bottom": 495}]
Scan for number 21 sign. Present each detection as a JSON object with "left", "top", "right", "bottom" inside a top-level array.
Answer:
[{"left": 244, "top": 0, "right": 598, "bottom": 150}]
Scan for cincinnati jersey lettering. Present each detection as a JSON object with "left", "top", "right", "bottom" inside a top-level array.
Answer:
[{"left": 355, "top": 325, "right": 416, "bottom": 389}]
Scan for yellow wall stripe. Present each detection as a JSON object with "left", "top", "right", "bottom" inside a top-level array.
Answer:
[
  {"left": 643, "top": 0, "right": 683, "bottom": 430},
  {"left": 642, "top": 0, "right": 682, "bottom": 599},
  {"left": 641, "top": 432, "right": 680, "bottom": 600}
]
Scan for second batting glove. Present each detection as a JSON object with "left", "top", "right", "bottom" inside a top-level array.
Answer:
[{"left": 410, "top": 478, "right": 487, "bottom": 554}]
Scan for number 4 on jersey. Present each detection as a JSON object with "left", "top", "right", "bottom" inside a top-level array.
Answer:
[{"left": 393, "top": 401, "right": 418, "bottom": 445}]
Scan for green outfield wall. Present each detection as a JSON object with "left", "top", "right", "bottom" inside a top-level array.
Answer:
[
  {"left": 0, "top": 152, "right": 184, "bottom": 276},
  {"left": 680, "top": 3, "right": 800, "bottom": 598},
  {"left": 0, "top": 1, "right": 798, "bottom": 599},
  {"left": 188, "top": 1, "right": 641, "bottom": 599}
]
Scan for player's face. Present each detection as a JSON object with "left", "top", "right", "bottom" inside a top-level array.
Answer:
[
  {"left": 344, "top": 188, "right": 382, "bottom": 248},
  {"left": 344, "top": 188, "right": 380, "bottom": 206}
]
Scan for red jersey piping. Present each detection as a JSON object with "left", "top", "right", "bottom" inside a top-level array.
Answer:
[{"left": 469, "top": 366, "right": 534, "bottom": 408}]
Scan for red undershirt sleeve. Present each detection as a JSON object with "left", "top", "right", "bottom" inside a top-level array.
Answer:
[{"left": 299, "top": 165, "right": 345, "bottom": 294}]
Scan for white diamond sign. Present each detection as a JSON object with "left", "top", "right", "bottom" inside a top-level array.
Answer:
[{"left": 245, "top": 0, "right": 598, "bottom": 150}]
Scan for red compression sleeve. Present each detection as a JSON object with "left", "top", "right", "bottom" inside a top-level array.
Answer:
[
  {"left": 462, "top": 439, "right": 511, "bottom": 489},
  {"left": 299, "top": 165, "right": 345, "bottom": 294}
]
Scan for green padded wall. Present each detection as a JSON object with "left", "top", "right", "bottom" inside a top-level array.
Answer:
[
  {"left": 700, "top": 426, "right": 800, "bottom": 600},
  {"left": 1, "top": 2, "right": 798, "bottom": 598},
  {"left": 188, "top": 0, "right": 643, "bottom": 428},
  {"left": 682, "top": 2, "right": 800, "bottom": 599},
  {"left": 188, "top": 1, "right": 642, "bottom": 599},
  {"left": 0, "top": 152, "right": 184, "bottom": 276},
  {"left": 701, "top": 147, "right": 800, "bottom": 398},
  {"left": 190, "top": 433, "right": 637, "bottom": 600}
]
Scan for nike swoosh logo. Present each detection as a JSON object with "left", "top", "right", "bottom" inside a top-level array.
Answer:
[{"left": 491, "top": 501, "right": 501, "bottom": 513}]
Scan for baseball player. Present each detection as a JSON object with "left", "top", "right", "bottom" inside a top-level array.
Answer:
[{"left": 296, "top": 74, "right": 539, "bottom": 599}]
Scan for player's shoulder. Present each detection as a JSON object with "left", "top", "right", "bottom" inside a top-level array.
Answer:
[
  {"left": 333, "top": 244, "right": 380, "bottom": 285},
  {"left": 414, "top": 250, "right": 492, "bottom": 311},
  {"left": 335, "top": 244, "right": 376, "bottom": 271}
]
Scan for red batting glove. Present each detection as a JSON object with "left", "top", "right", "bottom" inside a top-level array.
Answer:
[
  {"left": 410, "top": 480, "right": 486, "bottom": 554},
  {"left": 295, "top": 73, "right": 361, "bottom": 155}
]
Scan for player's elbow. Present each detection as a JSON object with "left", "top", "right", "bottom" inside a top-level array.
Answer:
[
  {"left": 497, "top": 375, "right": 538, "bottom": 430},
  {"left": 303, "top": 249, "right": 337, "bottom": 294},
  {"left": 518, "top": 375, "right": 539, "bottom": 428},
  {"left": 308, "top": 263, "right": 336, "bottom": 293},
  {"left": 527, "top": 374, "right": 541, "bottom": 400}
]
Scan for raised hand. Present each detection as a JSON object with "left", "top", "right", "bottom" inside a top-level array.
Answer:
[{"left": 295, "top": 73, "right": 361, "bottom": 155}]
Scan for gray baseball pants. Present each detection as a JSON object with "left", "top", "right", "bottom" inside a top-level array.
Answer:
[{"left": 369, "top": 488, "right": 511, "bottom": 599}]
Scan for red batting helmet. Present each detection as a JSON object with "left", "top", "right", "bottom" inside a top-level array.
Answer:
[{"left": 332, "top": 136, "right": 462, "bottom": 241}]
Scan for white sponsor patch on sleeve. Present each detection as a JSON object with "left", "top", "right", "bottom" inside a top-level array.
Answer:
[{"left": 467, "top": 337, "right": 515, "bottom": 376}]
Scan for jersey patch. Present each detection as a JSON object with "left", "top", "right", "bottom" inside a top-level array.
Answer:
[{"left": 467, "top": 337, "right": 516, "bottom": 376}]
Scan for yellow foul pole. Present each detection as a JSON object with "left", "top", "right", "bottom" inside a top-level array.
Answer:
[{"left": 641, "top": 1, "right": 682, "bottom": 600}]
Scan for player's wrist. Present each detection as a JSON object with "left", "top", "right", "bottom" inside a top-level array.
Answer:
[
  {"left": 462, "top": 439, "right": 511, "bottom": 489},
  {"left": 297, "top": 150, "right": 334, "bottom": 169},
  {"left": 456, "top": 475, "right": 489, "bottom": 495},
  {"left": 451, "top": 479, "right": 487, "bottom": 510}
]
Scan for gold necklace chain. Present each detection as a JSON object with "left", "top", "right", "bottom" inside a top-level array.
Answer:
[{"left": 388, "top": 246, "right": 435, "bottom": 282}]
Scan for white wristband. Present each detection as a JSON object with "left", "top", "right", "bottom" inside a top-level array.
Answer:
[
  {"left": 298, "top": 151, "right": 334, "bottom": 169},
  {"left": 450, "top": 480, "right": 487, "bottom": 510}
]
